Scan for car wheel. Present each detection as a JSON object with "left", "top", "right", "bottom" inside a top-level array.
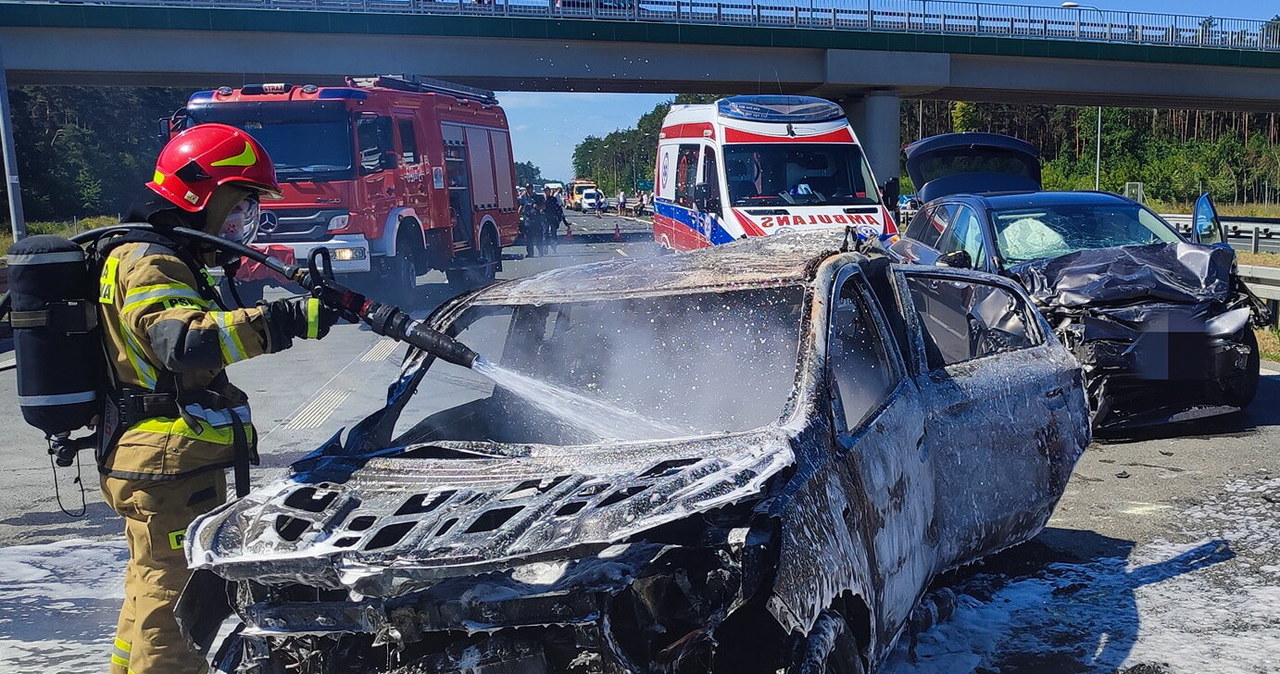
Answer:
[
  {"left": 1222, "top": 328, "right": 1261, "bottom": 408},
  {"left": 791, "top": 610, "right": 866, "bottom": 674}
]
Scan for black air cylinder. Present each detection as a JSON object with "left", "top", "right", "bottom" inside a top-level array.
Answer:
[{"left": 7, "top": 235, "right": 102, "bottom": 436}]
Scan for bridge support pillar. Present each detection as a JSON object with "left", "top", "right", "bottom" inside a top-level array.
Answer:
[
  {"left": 841, "top": 92, "right": 901, "bottom": 191},
  {"left": 0, "top": 43, "right": 26, "bottom": 241}
]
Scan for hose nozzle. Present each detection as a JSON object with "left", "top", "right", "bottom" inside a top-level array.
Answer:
[{"left": 364, "top": 303, "right": 477, "bottom": 368}]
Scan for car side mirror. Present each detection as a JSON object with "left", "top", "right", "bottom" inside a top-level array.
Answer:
[
  {"left": 1191, "top": 192, "right": 1227, "bottom": 247},
  {"left": 694, "top": 183, "right": 719, "bottom": 213},
  {"left": 880, "top": 176, "right": 900, "bottom": 208},
  {"left": 938, "top": 250, "right": 973, "bottom": 269}
]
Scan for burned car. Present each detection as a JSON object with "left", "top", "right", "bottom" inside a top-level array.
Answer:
[
  {"left": 182, "top": 230, "right": 1089, "bottom": 673},
  {"left": 892, "top": 132, "right": 1267, "bottom": 430}
]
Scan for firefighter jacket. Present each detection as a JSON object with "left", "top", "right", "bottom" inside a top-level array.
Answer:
[{"left": 97, "top": 239, "right": 281, "bottom": 480}]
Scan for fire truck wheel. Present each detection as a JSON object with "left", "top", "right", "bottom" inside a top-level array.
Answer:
[
  {"left": 446, "top": 229, "right": 499, "bottom": 289},
  {"left": 380, "top": 251, "right": 419, "bottom": 309}
]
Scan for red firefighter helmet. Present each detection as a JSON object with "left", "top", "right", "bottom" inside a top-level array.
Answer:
[{"left": 146, "top": 123, "right": 282, "bottom": 212}]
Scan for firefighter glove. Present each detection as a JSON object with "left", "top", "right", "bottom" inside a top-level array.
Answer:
[{"left": 263, "top": 297, "right": 339, "bottom": 350}]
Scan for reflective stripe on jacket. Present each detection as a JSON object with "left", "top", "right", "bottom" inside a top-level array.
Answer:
[{"left": 98, "top": 240, "right": 280, "bottom": 479}]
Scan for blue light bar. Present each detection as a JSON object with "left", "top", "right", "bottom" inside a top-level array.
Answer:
[
  {"left": 318, "top": 89, "right": 368, "bottom": 100},
  {"left": 716, "top": 96, "right": 844, "bottom": 124}
]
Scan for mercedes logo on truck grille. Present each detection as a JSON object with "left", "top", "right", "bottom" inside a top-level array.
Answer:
[{"left": 259, "top": 210, "right": 279, "bottom": 233}]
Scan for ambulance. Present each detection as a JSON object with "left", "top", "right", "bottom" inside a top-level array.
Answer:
[{"left": 653, "top": 95, "right": 898, "bottom": 251}]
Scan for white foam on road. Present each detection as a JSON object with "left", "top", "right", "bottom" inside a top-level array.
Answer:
[
  {"left": 886, "top": 474, "right": 1280, "bottom": 674},
  {"left": 0, "top": 539, "right": 125, "bottom": 673}
]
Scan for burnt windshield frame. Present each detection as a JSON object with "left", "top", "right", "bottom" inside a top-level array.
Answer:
[
  {"left": 186, "top": 101, "right": 355, "bottom": 181},
  {"left": 395, "top": 286, "right": 809, "bottom": 445},
  {"left": 723, "top": 143, "right": 879, "bottom": 208}
]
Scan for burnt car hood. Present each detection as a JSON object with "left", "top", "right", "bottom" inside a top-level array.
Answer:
[
  {"left": 1009, "top": 242, "right": 1237, "bottom": 311},
  {"left": 904, "top": 132, "right": 1041, "bottom": 202},
  {"left": 186, "top": 430, "right": 795, "bottom": 598}
]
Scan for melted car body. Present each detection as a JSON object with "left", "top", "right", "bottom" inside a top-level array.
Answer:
[
  {"left": 183, "top": 231, "right": 1089, "bottom": 673},
  {"left": 894, "top": 133, "right": 1266, "bottom": 430}
]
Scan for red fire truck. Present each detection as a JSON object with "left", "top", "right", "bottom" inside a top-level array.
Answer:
[{"left": 168, "top": 75, "right": 521, "bottom": 305}]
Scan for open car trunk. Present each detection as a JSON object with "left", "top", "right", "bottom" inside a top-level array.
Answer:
[{"left": 904, "top": 133, "right": 1041, "bottom": 202}]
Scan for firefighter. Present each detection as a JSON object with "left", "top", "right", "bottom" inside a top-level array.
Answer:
[
  {"left": 543, "top": 186, "right": 568, "bottom": 253},
  {"left": 519, "top": 185, "right": 545, "bottom": 257},
  {"left": 100, "top": 123, "right": 338, "bottom": 674}
]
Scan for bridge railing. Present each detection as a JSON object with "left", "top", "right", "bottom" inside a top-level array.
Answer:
[{"left": 6, "top": 0, "right": 1279, "bottom": 52}]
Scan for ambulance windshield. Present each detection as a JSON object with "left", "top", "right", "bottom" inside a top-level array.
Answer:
[
  {"left": 394, "top": 286, "right": 806, "bottom": 445},
  {"left": 724, "top": 144, "right": 879, "bottom": 207}
]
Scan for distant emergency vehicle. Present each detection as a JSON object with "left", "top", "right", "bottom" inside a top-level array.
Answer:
[
  {"left": 168, "top": 75, "right": 520, "bottom": 304},
  {"left": 653, "top": 95, "right": 897, "bottom": 251},
  {"left": 566, "top": 178, "right": 598, "bottom": 211}
]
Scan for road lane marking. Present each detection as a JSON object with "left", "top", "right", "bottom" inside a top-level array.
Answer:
[
  {"left": 615, "top": 248, "right": 628, "bottom": 257},
  {"left": 360, "top": 338, "right": 399, "bottom": 363},
  {"left": 283, "top": 388, "right": 350, "bottom": 430}
]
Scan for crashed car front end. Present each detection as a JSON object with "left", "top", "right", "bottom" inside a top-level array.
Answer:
[
  {"left": 186, "top": 432, "right": 795, "bottom": 673},
  {"left": 1013, "top": 242, "right": 1264, "bottom": 430}
]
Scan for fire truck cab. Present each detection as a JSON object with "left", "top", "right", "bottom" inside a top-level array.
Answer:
[
  {"left": 653, "top": 95, "right": 898, "bottom": 251},
  {"left": 173, "top": 75, "right": 520, "bottom": 305}
]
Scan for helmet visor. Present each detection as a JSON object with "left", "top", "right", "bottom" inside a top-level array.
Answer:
[{"left": 221, "top": 194, "right": 261, "bottom": 246}]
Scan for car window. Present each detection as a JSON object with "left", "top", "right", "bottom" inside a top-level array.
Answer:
[
  {"left": 903, "top": 273, "right": 1040, "bottom": 370},
  {"left": 937, "top": 205, "right": 986, "bottom": 265},
  {"left": 906, "top": 204, "right": 951, "bottom": 249},
  {"left": 992, "top": 202, "right": 1180, "bottom": 264},
  {"left": 829, "top": 274, "right": 900, "bottom": 429}
]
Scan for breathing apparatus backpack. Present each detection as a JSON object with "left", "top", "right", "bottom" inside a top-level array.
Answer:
[
  {"left": 6, "top": 235, "right": 104, "bottom": 463},
  {"left": 4, "top": 228, "right": 237, "bottom": 471}
]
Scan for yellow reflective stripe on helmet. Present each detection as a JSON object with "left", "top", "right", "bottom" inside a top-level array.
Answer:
[
  {"left": 212, "top": 312, "right": 248, "bottom": 363},
  {"left": 210, "top": 141, "right": 257, "bottom": 168},
  {"left": 306, "top": 298, "right": 320, "bottom": 339},
  {"left": 152, "top": 170, "right": 165, "bottom": 186},
  {"left": 129, "top": 416, "right": 256, "bottom": 445},
  {"left": 117, "top": 317, "right": 158, "bottom": 389},
  {"left": 121, "top": 284, "right": 205, "bottom": 315}
]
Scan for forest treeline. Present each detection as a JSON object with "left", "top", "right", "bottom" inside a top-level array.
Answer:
[
  {"left": 4, "top": 86, "right": 1280, "bottom": 223},
  {"left": 1, "top": 86, "right": 187, "bottom": 223},
  {"left": 576, "top": 96, "right": 1280, "bottom": 207}
]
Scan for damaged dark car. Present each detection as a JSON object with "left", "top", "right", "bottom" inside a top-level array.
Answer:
[
  {"left": 892, "top": 132, "right": 1268, "bottom": 431},
  {"left": 182, "top": 230, "right": 1089, "bottom": 673}
]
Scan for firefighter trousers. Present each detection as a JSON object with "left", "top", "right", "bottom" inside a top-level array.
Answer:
[{"left": 102, "top": 470, "right": 226, "bottom": 674}]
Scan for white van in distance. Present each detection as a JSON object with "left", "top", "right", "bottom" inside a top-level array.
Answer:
[{"left": 653, "top": 95, "right": 899, "bottom": 251}]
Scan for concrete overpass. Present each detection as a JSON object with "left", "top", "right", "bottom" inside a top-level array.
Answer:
[{"left": 2, "top": 0, "right": 1280, "bottom": 224}]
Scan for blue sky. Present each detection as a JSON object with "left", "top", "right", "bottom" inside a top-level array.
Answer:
[{"left": 498, "top": 0, "right": 1273, "bottom": 180}]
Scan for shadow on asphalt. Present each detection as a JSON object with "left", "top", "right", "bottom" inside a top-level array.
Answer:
[
  {"left": 905, "top": 528, "right": 1234, "bottom": 673},
  {"left": 0, "top": 500, "right": 119, "bottom": 537},
  {"left": 1096, "top": 372, "right": 1280, "bottom": 444}
]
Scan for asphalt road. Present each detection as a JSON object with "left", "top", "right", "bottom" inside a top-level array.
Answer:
[{"left": 0, "top": 223, "right": 1277, "bottom": 672}]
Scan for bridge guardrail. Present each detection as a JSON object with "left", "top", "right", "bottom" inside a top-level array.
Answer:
[{"left": 5, "top": 0, "right": 1277, "bottom": 53}]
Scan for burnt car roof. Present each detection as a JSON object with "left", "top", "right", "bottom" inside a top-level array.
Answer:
[{"left": 472, "top": 230, "right": 847, "bottom": 304}]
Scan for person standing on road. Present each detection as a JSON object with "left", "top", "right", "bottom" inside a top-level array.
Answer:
[
  {"left": 519, "top": 185, "right": 545, "bottom": 257},
  {"left": 543, "top": 186, "right": 568, "bottom": 253},
  {"left": 617, "top": 190, "right": 627, "bottom": 216},
  {"left": 100, "top": 124, "right": 338, "bottom": 674}
]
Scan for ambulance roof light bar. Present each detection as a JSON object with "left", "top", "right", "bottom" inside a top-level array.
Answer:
[
  {"left": 716, "top": 95, "right": 844, "bottom": 124},
  {"left": 351, "top": 74, "right": 499, "bottom": 105}
]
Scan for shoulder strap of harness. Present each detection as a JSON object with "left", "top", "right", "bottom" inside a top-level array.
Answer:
[{"left": 92, "top": 226, "right": 228, "bottom": 310}]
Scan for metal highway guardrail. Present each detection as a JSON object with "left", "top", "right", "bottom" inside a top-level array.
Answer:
[
  {"left": 1163, "top": 214, "right": 1280, "bottom": 254},
  {"left": 5, "top": 0, "right": 1278, "bottom": 53}
]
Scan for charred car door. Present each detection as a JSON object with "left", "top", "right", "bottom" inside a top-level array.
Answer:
[
  {"left": 823, "top": 264, "right": 936, "bottom": 653},
  {"left": 895, "top": 267, "right": 1083, "bottom": 567}
]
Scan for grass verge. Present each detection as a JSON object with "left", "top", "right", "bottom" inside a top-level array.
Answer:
[{"left": 1257, "top": 328, "right": 1280, "bottom": 364}]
